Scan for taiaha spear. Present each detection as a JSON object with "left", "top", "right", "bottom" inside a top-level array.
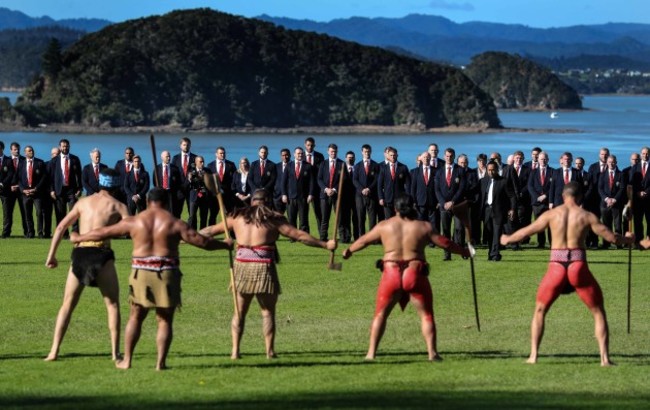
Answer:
[
  {"left": 624, "top": 184, "right": 634, "bottom": 334},
  {"left": 149, "top": 134, "right": 160, "bottom": 187},
  {"left": 452, "top": 200, "right": 480, "bottom": 332},
  {"left": 327, "top": 163, "right": 345, "bottom": 271},
  {"left": 203, "top": 172, "right": 240, "bottom": 320}
]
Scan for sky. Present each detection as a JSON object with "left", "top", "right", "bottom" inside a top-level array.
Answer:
[{"left": 2, "top": 0, "right": 649, "bottom": 28}]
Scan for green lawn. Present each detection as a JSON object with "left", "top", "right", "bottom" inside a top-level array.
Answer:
[{"left": 1, "top": 226, "right": 649, "bottom": 409}]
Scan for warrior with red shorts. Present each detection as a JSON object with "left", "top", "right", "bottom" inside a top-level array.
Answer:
[
  {"left": 342, "top": 194, "right": 470, "bottom": 361},
  {"left": 501, "top": 181, "right": 634, "bottom": 366}
]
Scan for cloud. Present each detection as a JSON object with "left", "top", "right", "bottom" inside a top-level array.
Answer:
[{"left": 428, "top": 0, "right": 474, "bottom": 11}]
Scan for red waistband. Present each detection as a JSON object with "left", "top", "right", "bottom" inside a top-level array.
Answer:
[{"left": 550, "top": 249, "right": 586, "bottom": 263}]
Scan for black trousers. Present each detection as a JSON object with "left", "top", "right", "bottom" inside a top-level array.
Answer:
[
  {"left": 54, "top": 187, "right": 79, "bottom": 233},
  {"left": 355, "top": 194, "right": 377, "bottom": 236},
  {"left": 2, "top": 190, "right": 27, "bottom": 237},
  {"left": 483, "top": 205, "right": 504, "bottom": 259},
  {"left": 21, "top": 194, "right": 43, "bottom": 237},
  {"left": 320, "top": 195, "right": 344, "bottom": 240},
  {"left": 288, "top": 197, "right": 310, "bottom": 233},
  {"left": 440, "top": 208, "right": 454, "bottom": 257},
  {"left": 188, "top": 195, "right": 209, "bottom": 230},
  {"left": 127, "top": 197, "right": 147, "bottom": 216},
  {"left": 600, "top": 205, "right": 622, "bottom": 246}
]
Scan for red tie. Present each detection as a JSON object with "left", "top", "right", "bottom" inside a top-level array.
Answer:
[
  {"left": 64, "top": 157, "right": 69, "bottom": 186},
  {"left": 364, "top": 161, "right": 369, "bottom": 175},
  {"left": 446, "top": 166, "right": 452, "bottom": 186},
  {"left": 295, "top": 162, "right": 300, "bottom": 178},
  {"left": 423, "top": 167, "right": 429, "bottom": 185},
  {"left": 13, "top": 157, "right": 18, "bottom": 170},
  {"left": 517, "top": 166, "right": 521, "bottom": 176},
  {"left": 260, "top": 160, "right": 265, "bottom": 176},
  {"left": 94, "top": 165, "right": 99, "bottom": 181},
  {"left": 643, "top": 162, "right": 647, "bottom": 178},
  {"left": 609, "top": 172, "right": 614, "bottom": 189},
  {"left": 126, "top": 162, "right": 131, "bottom": 173},
  {"left": 183, "top": 155, "right": 189, "bottom": 176},
  {"left": 162, "top": 165, "right": 169, "bottom": 189},
  {"left": 218, "top": 161, "right": 224, "bottom": 182},
  {"left": 27, "top": 160, "right": 33, "bottom": 187},
  {"left": 540, "top": 168, "right": 545, "bottom": 185},
  {"left": 390, "top": 163, "right": 395, "bottom": 180},
  {"left": 307, "top": 154, "right": 312, "bottom": 165},
  {"left": 533, "top": 162, "right": 537, "bottom": 170},
  {"left": 135, "top": 170, "right": 139, "bottom": 183},
  {"left": 329, "top": 161, "right": 335, "bottom": 188},
  {"left": 564, "top": 169, "right": 569, "bottom": 184}
]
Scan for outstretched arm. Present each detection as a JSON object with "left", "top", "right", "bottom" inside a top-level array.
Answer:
[
  {"left": 71, "top": 218, "right": 134, "bottom": 244},
  {"left": 431, "top": 231, "right": 470, "bottom": 258},
  {"left": 198, "top": 217, "right": 234, "bottom": 237},
  {"left": 278, "top": 219, "right": 335, "bottom": 250},
  {"left": 590, "top": 214, "right": 634, "bottom": 246},
  {"left": 501, "top": 211, "right": 550, "bottom": 245},
  {"left": 181, "top": 221, "right": 233, "bottom": 250},
  {"left": 45, "top": 204, "right": 81, "bottom": 269},
  {"left": 342, "top": 223, "right": 382, "bottom": 259}
]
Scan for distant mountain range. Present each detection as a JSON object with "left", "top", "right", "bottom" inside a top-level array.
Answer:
[
  {"left": 257, "top": 14, "right": 650, "bottom": 68},
  {"left": 0, "top": 7, "right": 110, "bottom": 32}
]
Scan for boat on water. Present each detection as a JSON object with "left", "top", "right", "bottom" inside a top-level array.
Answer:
[{"left": 550, "top": 112, "right": 559, "bottom": 119}]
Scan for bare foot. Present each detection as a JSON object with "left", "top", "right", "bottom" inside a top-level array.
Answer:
[
  {"left": 429, "top": 354, "right": 443, "bottom": 362},
  {"left": 267, "top": 352, "right": 278, "bottom": 359},
  {"left": 364, "top": 354, "right": 375, "bottom": 361},
  {"left": 525, "top": 356, "right": 537, "bottom": 364},
  {"left": 115, "top": 359, "right": 131, "bottom": 370},
  {"left": 601, "top": 360, "right": 616, "bottom": 367},
  {"left": 112, "top": 353, "right": 123, "bottom": 362},
  {"left": 43, "top": 353, "right": 58, "bottom": 362},
  {"left": 231, "top": 352, "right": 241, "bottom": 360},
  {"left": 156, "top": 364, "right": 168, "bottom": 371}
]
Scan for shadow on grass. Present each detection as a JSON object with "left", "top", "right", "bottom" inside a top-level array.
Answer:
[{"left": 2, "top": 390, "right": 650, "bottom": 409}]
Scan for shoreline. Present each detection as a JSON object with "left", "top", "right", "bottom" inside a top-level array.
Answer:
[{"left": 0, "top": 123, "right": 582, "bottom": 135}]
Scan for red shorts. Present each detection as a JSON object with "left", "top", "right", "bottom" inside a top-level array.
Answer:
[
  {"left": 537, "top": 250, "right": 603, "bottom": 309},
  {"left": 375, "top": 259, "right": 433, "bottom": 322}
]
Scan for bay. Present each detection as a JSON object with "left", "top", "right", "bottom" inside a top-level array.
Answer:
[
  {"left": 0, "top": 95, "right": 648, "bottom": 172},
  {"left": 0, "top": 91, "right": 20, "bottom": 105}
]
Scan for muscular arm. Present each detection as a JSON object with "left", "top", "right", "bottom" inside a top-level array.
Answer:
[
  {"left": 590, "top": 214, "right": 634, "bottom": 246},
  {"left": 343, "top": 223, "right": 382, "bottom": 258},
  {"left": 430, "top": 230, "right": 469, "bottom": 257},
  {"left": 277, "top": 220, "right": 334, "bottom": 250},
  {"left": 501, "top": 211, "right": 551, "bottom": 245},
  {"left": 180, "top": 221, "right": 232, "bottom": 250},
  {"left": 45, "top": 204, "right": 81, "bottom": 268},
  {"left": 198, "top": 217, "right": 234, "bottom": 237},
  {"left": 71, "top": 217, "right": 134, "bottom": 243}
]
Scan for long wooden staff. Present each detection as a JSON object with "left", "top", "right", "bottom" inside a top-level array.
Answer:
[
  {"left": 625, "top": 184, "right": 633, "bottom": 334},
  {"left": 204, "top": 172, "right": 240, "bottom": 320},
  {"left": 327, "top": 163, "right": 345, "bottom": 270},
  {"left": 453, "top": 200, "right": 480, "bottom": 332},
  {"left": 149, "top": 134, "right": 160, "bottom": 187}
]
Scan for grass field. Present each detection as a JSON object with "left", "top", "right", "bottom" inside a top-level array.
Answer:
[{"left": 1, "top": 210, "right": 650, "bottom": 409}]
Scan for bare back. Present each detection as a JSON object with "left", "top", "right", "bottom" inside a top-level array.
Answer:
[
  {"left": 229, "top": 214, "right": 283, "bottom": 247},
  {"left": 546, "top": 204, "right": 595, "bottom": 249},
  {"left": 374, "top": 217, "right": 435, "bottom": 261},
  {"left": 129, "top": 207, "right": 186, "bottom": 257},
  {"left": 77, "top": 192, "right": 128, "bottom": 234}
]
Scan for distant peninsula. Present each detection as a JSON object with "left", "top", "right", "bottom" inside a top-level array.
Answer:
[{"left": 9, "top": 9, "right": 501, "bottom": 130}]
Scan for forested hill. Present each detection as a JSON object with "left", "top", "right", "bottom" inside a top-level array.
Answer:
[
  {"left": 15, "top": 9, "right": 500, "bottom": 129},
  {"left": 465, "top": 52, "right": 583, "bottom": 110}
]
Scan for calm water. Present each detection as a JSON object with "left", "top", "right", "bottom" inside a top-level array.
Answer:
[
  {"left": 0, "top": 95, "right": 648, "bottom": 171},
  {"left": 0, "top": 91, "right": 20, "bottom": 105}
]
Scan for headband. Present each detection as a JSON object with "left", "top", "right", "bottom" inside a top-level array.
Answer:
[{"left": 99, "top": 173, "right": 120, "bottom": 188}]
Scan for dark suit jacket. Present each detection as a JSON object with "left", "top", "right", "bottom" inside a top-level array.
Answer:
[
  {"left": 377, "top": 161, "right": 411, "bottom": 204},
  {"left": 249, "top": 159, "right": 277, "bottom": 194},
  {"left": 283, "top": 161, "right": 315, "bottom": 199},
  {"left": 506, "top": 164, "right": 532, "bottom": 206},
  {"left": 115, "top": 159, "right": 145, "bottom": 188},
  {"left": 18, "top": 157, "right": 47, "bottom": 195},
  {"left": 49, "top": 154, "right": 83, "bottom": 195},
  {"left": 172, "top": 152, "right": 196, "bottom": 196},
  {"left": 598, "top": 169, "right": 627, "bottom": 209},
  {"left": 632, "top": 162, "right": 650, "bottom": 198},
  {"left": 82, "top": 163, "right": 108, "bottom": 195},
  {"left": 0, "top": 156, "right": 15, "bottom": 196},
  {"left": 480, "top": 176, "right": 516, "bottom": 224},
  {"left": 410, "top": 165, "right": 437, "bottom": 208},
  {"left": 207, "top": 159, "right": 237, "bottom": 195},
  {"left": 232, "top": 172, "right": 250, "bottom": 196},
  {"left": 586, "top": 161, "right": 607, "bottom": 202},
  {"left": 305, "top": 150, "right": 324, "bottom": 168},
  {"left": 124, "top": 168, "right": 150, "bottom": 200},
  {"left": 435, "top": 164, "right": 466, "bottom": 205},
  {"left": 317, "top": 159, "right": 346, "bottom": 199},
  {"left": 352, "top": 159, "right": 380, "bottom": 198},
  {"left": 527, "top": 166, "right": 554, "bottom": 206},
  {"left": 274, "top": 162, "right": 290, "bottom": 199},
  {"left": 155, "top": 163, "right": 182, "bottom": 198},
  {"left": 549, "top": 167, "right": 584, "bottom": 206}
]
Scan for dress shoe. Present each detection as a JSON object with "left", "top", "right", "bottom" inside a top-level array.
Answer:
[
  {"left": 443, "top": 255, "right": 451, "bottom": 261},
  {"left": 536, "top": 244, "right": 545, "bottom": 249}
]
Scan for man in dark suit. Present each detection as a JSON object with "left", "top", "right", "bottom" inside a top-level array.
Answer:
[
  {"left": 18, "top": 145, "right": 47, "bottom": 238},
  {"left": 171, "top": 137, "right": 196, "bottom": 217},
  {"left": 622, "top": 152, "right": 640, "bottom": 181},
  {"left": 454, "top": 153, "right": 478, "bottom": 247},
  {"left": 49, "top": 138, "right": 83, "bottom": 233},
  {"left": 633, "top": 146, "right": 650, "bottom": 244},
  {"left": 481, "top": 160, "right": 516, "bottom": 261},
  {"left": 353, "top": 144, "right": 380, "bottom": 237},
  {"left": 585, "top": 147, "right": 609, "bottom": 248},
  {"left": 115, "top": 146, "right": 145, "bottom": 205},
  {"left": 549, "top": 152, "right": 583, "bottom": 209},
  {"left": 304, "top": 137, "right": 325, "bottom": 229},
  {"left": 42, "top": 147, "right": 60, "bottom": 238},
  {"left": 207, "top": 146, "right": 237, "bottom": 225},
  {"left": 505, "top": 150, "right": 532, "bottom": 249},
  {"left": 82, "top": 148, "right": 108, "bottom": 196},
  {"left": 123, "top": 155, "right": 149, "bottom": 215},
  {"left": 282, "top": 147, "right": 315, "bottom": 233},
  {"left": 3, "top": 141, "right": 27, "bottom": 237},
  {"left": 523, "top": 146, "right": 542, "bottom": 171},
  {"left": 411, "top": 151, "right": 439, "bottom": 232},
  {"left": 187, "top": 156, "right": 211, "bottom": 230},
  {"left": 273, "top": 148, "right": 291, "bottom": 214},
  {"left": 598, "top": 155, "right": 627, "bottom": 248},
  {"left": 248, "top": 145, "right": 277, "bottom": 198},
  {"left": 435, "top": 148, "right": 466, "bottom": 260},
  {"left": 317, "top": 143, "right": 346, "bottom": 241},
  {"left": 340, "top": 151, "right": 359, "bottom": 243},
  {"left": 0, "top": 141, "right": 16, "bottom": 238},
  {"left": 527, "top": 151, "right": 553, "bottom": 248},
  {"left": 156, "top": 150, "right": 183, "bottom": 217},
  {"left": 377, "top": 147, "right": 411, "bottom": 220}
]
